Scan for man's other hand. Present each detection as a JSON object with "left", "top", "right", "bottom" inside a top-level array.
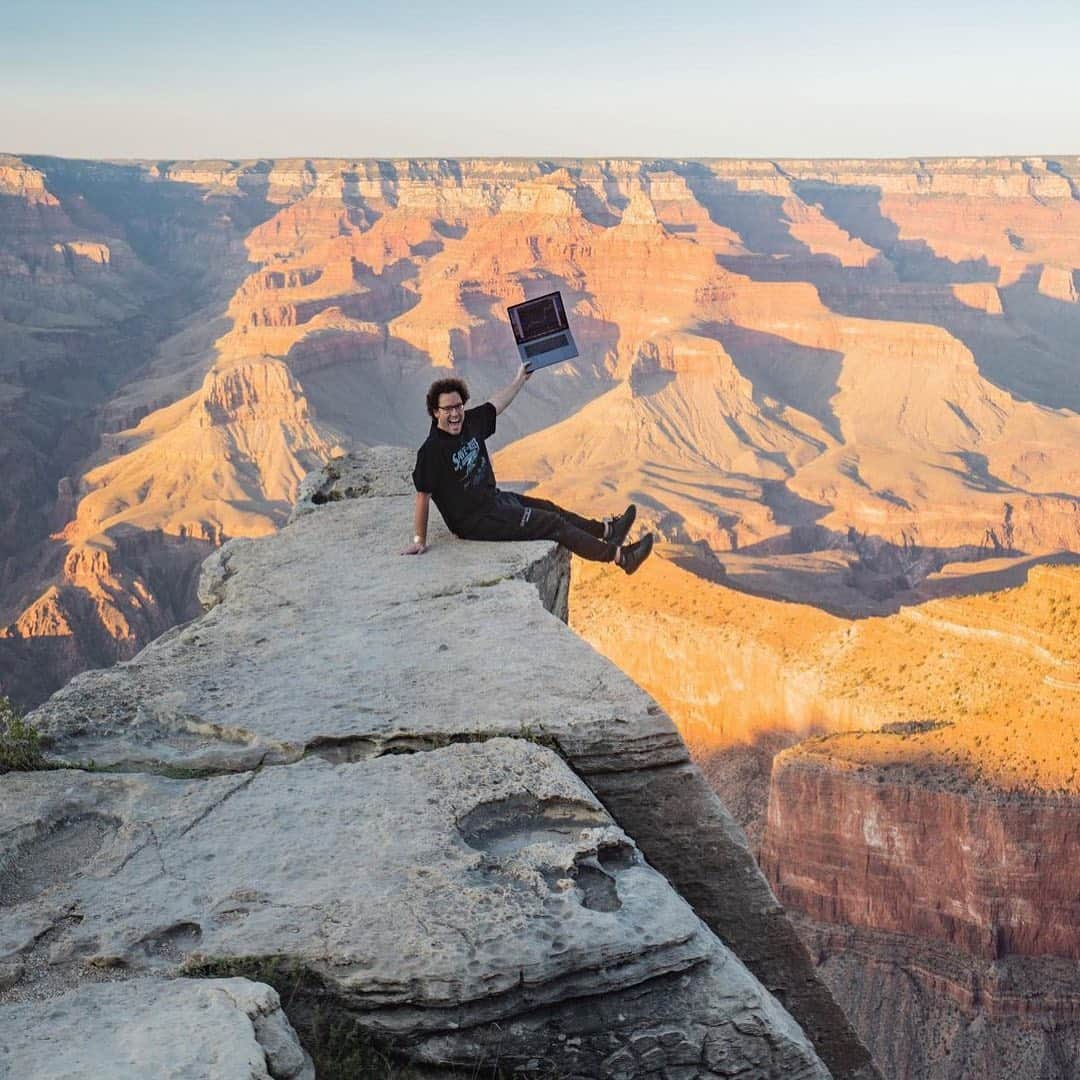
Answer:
[{"left": 400, "top": 541, "right": 428, "bottom": 555}]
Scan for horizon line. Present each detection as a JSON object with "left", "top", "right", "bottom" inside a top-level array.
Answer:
[{"left": 7, "top": 150, "right": 1080, "bottom": 166}]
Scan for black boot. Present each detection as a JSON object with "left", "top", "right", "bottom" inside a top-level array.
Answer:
[
  {"left": 618, "top": 533, "right": 654, "bottom": 575},
  {"left": 605, "top": 504, "right": 637, "bottom": 548}
]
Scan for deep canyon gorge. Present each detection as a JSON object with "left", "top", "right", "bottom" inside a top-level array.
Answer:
[{"left": 2, "top": 153, "right": 1080, "bottom": 1078}]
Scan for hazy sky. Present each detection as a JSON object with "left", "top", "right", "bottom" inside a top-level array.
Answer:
[{"left": 3, "top": 0, "right": 1078, "bottom": 160}]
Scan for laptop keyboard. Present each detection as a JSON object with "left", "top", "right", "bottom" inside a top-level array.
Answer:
[{"left": 524, "top": 334, "right": 568, "bottom": 358}]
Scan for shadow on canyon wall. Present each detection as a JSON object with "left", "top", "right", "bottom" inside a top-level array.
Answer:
[
  {"left": 667, "top": 167, "right": 1080, "bottom": 417},
  {"left": 721, "top": 530, "right": 1080, "bottom": 619},
  {"left": 691, "top": 725, "right": 827, "bottom": 849},
  {"left": 698, "top": 322, "right": 845, "bottom": 442},
  {"left": 701, "top": 173, "right": 1080, "bottom": 416},
  {"left": 675, "top": 163, "right": 807, "bottom": 256},
  {"left": 789, "top": 177, "right": 997, "bottom": 283},
  {"left": 0, "top": 524, "right": 214, "bottom": 710}
]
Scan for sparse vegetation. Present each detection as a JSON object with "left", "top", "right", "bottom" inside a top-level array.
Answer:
[
  {"left": 0, "top": 696, "right": 49, "bottom": 773},
  {"left": 184, "top": 954, "right": 514, "bottom": 1079}
]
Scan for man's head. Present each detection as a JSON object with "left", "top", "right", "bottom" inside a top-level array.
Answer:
[{"left": 426, "top": 377, "right": 470, "bottom": 435}]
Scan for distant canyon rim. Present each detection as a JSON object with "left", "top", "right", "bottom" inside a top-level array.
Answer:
[{"left": 2, "top": 153, "right": 1080, "bottom": 1079}]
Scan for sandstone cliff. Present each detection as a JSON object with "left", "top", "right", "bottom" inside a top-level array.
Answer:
[
  {"left": 755, "top": 566, "right": 1080, "bottom": 1080},
  {"left": 0, "top": 153, "right": 280, "bottom": 706},
  {"left": 762, "top": 741, "right": 1080, "bottom": 1080},
  {"left": 568, "top": 535, "right": 1080, "bottom": 1079},
  {"left": 0, "top": 448, "right": 878, "bottom": 1079},
  {"left": 763, "top": 753, "right": 1079, "bottom": 961},
  {"left": 570, "top": 553, "right": 1080, "bottom": 819}
]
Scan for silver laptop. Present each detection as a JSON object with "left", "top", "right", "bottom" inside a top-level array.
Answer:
[{"left": 507, "top": 291, "right": 579, "bottom": 372}]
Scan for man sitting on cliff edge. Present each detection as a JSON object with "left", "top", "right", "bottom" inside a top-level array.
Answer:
[{"left": 401, "top": 363, "right": 654, "bottom": 574}]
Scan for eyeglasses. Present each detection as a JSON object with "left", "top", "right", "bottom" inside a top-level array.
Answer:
[{"left": 436, "top": 403, "right": 465, "bottom": 414}]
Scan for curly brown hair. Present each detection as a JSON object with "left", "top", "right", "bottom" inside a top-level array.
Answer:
[{"left": 425, "top": 377, "right": 470, "bottom": 420}]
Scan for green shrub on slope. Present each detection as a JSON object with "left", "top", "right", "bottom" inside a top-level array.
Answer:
[{"left": 0, "top": 697, "right": 46, "bottom": 773}]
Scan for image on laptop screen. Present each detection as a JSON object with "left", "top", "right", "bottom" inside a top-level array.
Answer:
[{"left": 508, "top": 292, "right": 568, "bottom": 343}]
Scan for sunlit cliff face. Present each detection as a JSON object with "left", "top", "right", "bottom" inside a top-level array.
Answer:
[{"left": 570, "top": 555, "right": 1080, "bottom": 801}]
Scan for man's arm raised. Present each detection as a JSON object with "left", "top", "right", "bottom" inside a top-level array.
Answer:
[
  {"left": 485, "top": 362, "right": 531, "bottom": 416},
  {"left": 400, "top": 492, "right": 430, "bottom": 555}
]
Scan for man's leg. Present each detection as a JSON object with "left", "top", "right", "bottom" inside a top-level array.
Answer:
[
  {"left": 464, "top": 493, "right": 617, "bottom": 562},
  {"left": 515, "top": 494, "right": 605, "bottom": 539},
  {"left": 516, "top": 494, "right": 636, "bottom": 547}
]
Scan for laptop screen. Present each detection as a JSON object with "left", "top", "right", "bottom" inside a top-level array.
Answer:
[{"left": 507, "top": 292, "right": 568, "bottom": 344}]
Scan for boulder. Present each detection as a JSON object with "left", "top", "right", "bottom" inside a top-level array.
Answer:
[
  {"left": 0, "top": 743, "right": 828, "bottom": 1076},
  {"left": 0, "top": 977, "right": 313, "bottom": 1080},
  {"left": 0, "top": 742, "right": 710, "bottom": 1029}
]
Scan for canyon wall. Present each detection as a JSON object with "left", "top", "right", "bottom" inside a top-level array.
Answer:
[
  {"left": 0, "top": 153, "right": 281, "bottom": 705},
  {"left": 570, "top": 549, "right": 1080, "bottom": 1079},
  {"left": 4, "top": 155, "right": 1080, "bottom": 710},
  {"left": 762, "top": 743, "right": 1080, "bottom": 1080},
  {"left": 763, "top": 754, "right": 1079, "bottom": 961}
]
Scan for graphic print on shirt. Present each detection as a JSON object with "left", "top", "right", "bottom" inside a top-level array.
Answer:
[{"left": 451, "top": 438, "right": 487, "bottom": 488}]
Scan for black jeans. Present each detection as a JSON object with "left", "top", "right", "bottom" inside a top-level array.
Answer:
[{"left": 457, "top": 491, "right": 617, "bottom": 562}]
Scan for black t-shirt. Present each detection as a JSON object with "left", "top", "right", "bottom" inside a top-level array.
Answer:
[{"left": 412, "top": 403, "right": 498, "bottom": 532}]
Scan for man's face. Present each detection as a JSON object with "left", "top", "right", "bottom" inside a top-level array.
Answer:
[{"left": 434, "top": 392, "right": 465, "bottom": 435}]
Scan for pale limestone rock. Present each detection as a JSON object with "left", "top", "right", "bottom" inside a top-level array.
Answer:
[
  {"left": 287, "top": 445, "right": 414, "bottom": 521},
  {"left": 0, "top": 743, "right": 712, "bottom": 1030},
  {"left": 31, "top": 452, "right": 682, "bottom": 775},
  {"left": 0, "top": 751, "right": 829, "bottom": 1077},
  {"left": 0, "top": 978, "right": 313, "bottom": 1080},
  {"left": 5, "top": 447, "right": 848, "bottom": 1077}
]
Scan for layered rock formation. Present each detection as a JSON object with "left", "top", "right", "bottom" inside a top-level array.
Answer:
[
  {"left": 1, "top": 448, "right": 877, "bottom": 1079},
  {"left": 571, "top": 553, "right": 1080, "bottom": 811},
  {"left": 5, "top": 155, "right": 1080, "bottom": 712},
  {"left": 0, "top": 153, "right": 281, "bottom": 706},
  {"left": 569, "top": 545, "right": 1080, "bottom": 1078},
  {"left": 762, "top": 741, "right": 1080, "bottom": 1080},
  {"left": 763, "top": 753, "right": 1079, "bottom": 960},
  {"left": 757, "top": 567, "right": 1080, "bottom": 1079}
]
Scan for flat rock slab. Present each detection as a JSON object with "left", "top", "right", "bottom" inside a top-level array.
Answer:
[
  {"left": 32, "top": 450, "right": 684, "bottom": 775},
  {"left": 0, "top": 740, "right": 710, "bottom": 1031},
  {"left": 0, "top": 977, "right": 313, "bottom": 1080}
]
